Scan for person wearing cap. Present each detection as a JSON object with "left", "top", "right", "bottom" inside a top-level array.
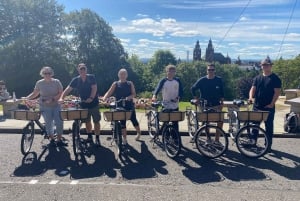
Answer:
[
  {"left": 59, "top": 63, "right": 101, "bottom": 147},
  {"left": 249, "top": 56, "right": 282, "bottom": 152},
  {"left": 191, "top": 63, "right": 224, "bottom": 144}
]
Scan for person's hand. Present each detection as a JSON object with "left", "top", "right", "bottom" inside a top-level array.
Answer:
[
  {"left": 151, "top": 97, "right": 157, "bottom": 102},
  {"left": 265, "top": 103, "right": 274, "bottom": 108},
  {"left": 85, "top": 97, "right": 93, "bottom": 103},
  {"left": 248, "top": 98, "right": 253, "bottom": 104}
]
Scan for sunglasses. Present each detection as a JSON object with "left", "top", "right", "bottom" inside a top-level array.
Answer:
[
  {"left": 43, "top": 72, "right": 51, "bottom": 75},
  {"left": 79, "top": 67, "right": 86, "bottom": 71},
  {"left": 207, "top": 69, "right": 215, "bottom": 71}
]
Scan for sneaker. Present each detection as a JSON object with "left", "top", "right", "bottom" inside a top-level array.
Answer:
[
  {"left": 57, "top": 140, "right": 68, "bottom": 147},
  {"left": 95, "top": 136, "right": 101, "bottom": 147},
  {"left": 86, "top": 134, "right": 93, "bottom": 143},
  {"left": 135, "top": 132, "right": 141, "bottom": 141}
]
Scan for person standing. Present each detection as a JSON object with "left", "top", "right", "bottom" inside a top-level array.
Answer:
[
  {"left": 25, "top": 67, "right": 65, "bottom": 146},
  {"left": 59, "top": 63, "right": 101, "bottom": 147},
  {"left": 191, "top": 63, "right": 224, "bottom": 143},
  {"left": 103, "top": 68, "right": 141, "bottom": 144},
  {"left": 152, "top": 64, "right": 183, "bottom": 132},
  {"left": 249, "top": 56, "right": 281, "bottom": 151}
]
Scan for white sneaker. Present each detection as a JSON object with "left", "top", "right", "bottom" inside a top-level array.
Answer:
[{"left": 135, "top": 132, "right": 141, "bottom": 141}]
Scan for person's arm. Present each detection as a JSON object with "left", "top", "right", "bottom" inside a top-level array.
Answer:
[
  {"left": 177, "top": 78, "right": 183, "bottom": 101},
  {"left": 267, "top": 88, "right": 280, "bottom": 108},
  {"left": 86, "top": 83, "right": 97, "bottom": 103},
  {"left": 248, "top": 86, "right": 256, "bottom": 103},
  {"left": 59, "top": 85, "right": 73, "bottom": 101},
  {"left": 191, "top": 79, "right": 200, "bottom": 99},
  {"left": 26, "top": 88, "right": 40, "bottom": 100},
  {"left": 103, "top": 82, "right": 116, "bottom": 100},
  {"left": 152, "top": 79, "right": 165, "bottom": 101}
]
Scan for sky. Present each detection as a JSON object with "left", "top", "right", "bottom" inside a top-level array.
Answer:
[{"left": 56, "top": 0, "right": 300, "bottom": 61}]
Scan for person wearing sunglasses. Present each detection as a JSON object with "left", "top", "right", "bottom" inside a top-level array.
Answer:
[
  {"left": 249, "top": 56, "right": 281, "bottom": 152},
  {"left": 25, "top": 66, "right": 65, "bottom": 147},
  {"left": 0, "top": 80, "right": 10, "bottom": 101},
  {"left": 59, "top": 63, "right": 101, "bottom": 147},
  {"left": 191, "top": 63, "right": 224, "bottom": 144}
]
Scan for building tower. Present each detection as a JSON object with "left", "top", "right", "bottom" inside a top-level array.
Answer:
[
  {"left": 205, "top": 38, "right": 214, "bottom": 63},
  {"left": 193, "top": 40, "right": 201, "bottom": 61}
]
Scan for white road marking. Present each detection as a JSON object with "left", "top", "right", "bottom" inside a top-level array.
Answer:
[
  {"left": 28, "top": 179, "right": 38, "bottom": 184},
  {"left": 49, "top": 180, "right": 59, "bottom": 184}
]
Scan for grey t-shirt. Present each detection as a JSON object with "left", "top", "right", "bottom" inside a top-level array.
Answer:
[{"left": 35, "top": 78, "right": 63, "bottom": 107}]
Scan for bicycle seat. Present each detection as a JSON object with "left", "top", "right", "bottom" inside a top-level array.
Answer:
[{"left": 233, "top": 99, "right": 244, "bottom": 107}]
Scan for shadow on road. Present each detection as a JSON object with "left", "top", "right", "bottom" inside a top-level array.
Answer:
[{"left": 119, "top": 141, "right": 168, "bottom": 180}]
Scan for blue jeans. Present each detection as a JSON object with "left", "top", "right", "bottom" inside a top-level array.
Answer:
[
  {"left": 252, "top": 107, "right": 275, "bottom": 148},
  {"left": 40, "top": 104, "right": 63, "bottom": 136}
]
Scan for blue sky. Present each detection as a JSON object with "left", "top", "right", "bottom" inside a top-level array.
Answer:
[{"left": 56, "top": 0, "right": 300, "bottom": 61}]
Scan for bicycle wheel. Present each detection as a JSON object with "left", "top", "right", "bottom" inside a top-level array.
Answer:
[
  {"left": 187, "top": 111, "right": 198, "bottom": 138},
  {"left": 236, "top": 124, "right": 269, "bottom": 158},
  {"left": 195, "top": 124, "right": 228, "bottom": 159},
  {"left": 113, "top": 122, "right": 122, "bottom": 156},
  {"left": 72, "top": 121, "right": 81, "bottom": 156},
  {"left": 162, "top": 124, "right": 182, "bottom": 158},
  {"left": 20, "top": 122, "right": 35, "bottom": 155},
  {"left": 147, "top": 111, "right": 159, "bottom": 139}
]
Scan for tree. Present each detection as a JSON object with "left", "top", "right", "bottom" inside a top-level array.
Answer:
[
  {"left": 63, "top": 9, "right": 127, "bottom": 95},
  {"left": 148, "top": 50, "right": 177, "bottom": 75},
  {"left": 0, "top": 0, "right": 69, "bottom": 96}
]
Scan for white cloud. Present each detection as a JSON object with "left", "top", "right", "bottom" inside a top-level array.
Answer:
[{"left": 120, "top": 17, "right": 127, "bottom": 22}]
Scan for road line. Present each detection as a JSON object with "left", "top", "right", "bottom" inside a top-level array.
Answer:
[
  {"left": 28, "top": 179, "right": 38, "bottom": 184},
  {"left": 49, "top": 180, "right": 59, "bottom": 184}
]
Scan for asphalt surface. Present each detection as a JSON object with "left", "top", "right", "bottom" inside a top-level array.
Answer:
[{"left": 0, "top": 134, "right": 299, "bottom": 201}]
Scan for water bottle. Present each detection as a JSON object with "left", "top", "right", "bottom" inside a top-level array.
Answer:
[{"left": 12, "top": 91, "right": 16, "bottom": 102}]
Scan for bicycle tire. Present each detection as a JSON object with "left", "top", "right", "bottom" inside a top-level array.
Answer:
[
  {"left": 72, "top": 121, "right": 81, "bottom": 156},
  {"left": 147, "top": 110, "right": 159, "bottom": 139},
  {"left": 20, "top": 122, "right": 35, "bottom": 155},
  {"left": 235, "top": 124, "right": 269, "bottom": 158},
  {"left": 195, "top": 124, "right": 228, "bottom": 159},
  {"left": 113, "top": 121, "right": 122, "bottom": 156},
  {"left": 187, "top": 111, "right": 198, "bottom": 138},
  {"left": 162, "top": 124, "right": 182, "bottom": 158}
]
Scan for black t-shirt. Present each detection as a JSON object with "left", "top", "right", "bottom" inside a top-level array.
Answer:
[
  {"left": 191, "top": 76, "right": 224, "bottom": 107},
  {"left": 114, "top": 81, "right": 134, "bottom": 109},
  {"left": 252, "top": 73, "right": 281, "bottom": 109},
  {"left": 69, "top": 74, "right": 99, "bottom": 108}
]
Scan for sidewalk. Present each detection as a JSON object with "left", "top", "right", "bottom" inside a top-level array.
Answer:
[{"left": 0, "top": 97, "right": 299, "bottom": 137}]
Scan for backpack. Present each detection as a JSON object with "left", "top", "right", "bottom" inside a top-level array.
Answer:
[{"left": 284, "top": 112, "right": 299, "bottom": 133}]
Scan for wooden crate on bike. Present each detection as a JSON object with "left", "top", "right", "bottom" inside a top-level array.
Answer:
[
  {"left": 237, "top": 111, "right": 269, "bottom": 122},
  {"left": 103, "top": 111, "right": 132, "bottom": 121},
  {"left": 60, "top": 109, "right": 89, "bottom": 120},
  {"left": 158, "top": 111, "right": 185, "bottom": 122},
  {"left": 196, "top": 112, "right": 224, "bottom": 122},
  {"left": 13, "top": 110, "right": 41, "bottom": 120}
]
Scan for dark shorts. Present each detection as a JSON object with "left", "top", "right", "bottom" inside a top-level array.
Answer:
[{"left": 82, "top": 105, "right": 101, "bottom": 123}]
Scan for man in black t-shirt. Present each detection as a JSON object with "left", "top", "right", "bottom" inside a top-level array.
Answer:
[
  {"left": 249, "top": 56, "right": 281, "bottom": 151},
  {"left": 60, "top": 63, "right": 101, "bottom": 146},
  {"left": 191, "top": 63, "right": 224, "bottom": 144}
]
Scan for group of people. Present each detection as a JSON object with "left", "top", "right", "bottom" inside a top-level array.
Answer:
[{"left": 23, "top": 56, "right": 281, "bottom": 152}]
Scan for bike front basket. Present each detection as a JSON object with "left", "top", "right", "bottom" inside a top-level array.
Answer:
[
  {"left": 103, "top": 111, "right": 132, "bottom": 121},
  {"left": 158, "top": 111, "right": 185, "bottom": 122},
  {"left": 196, "top": 112, "right": 224, "bottom": 122},
  {"left": 13, "top": 110, "right": 41, "bottom": 120},
  {"left": 237, "top": 111, "right": 269, "bottom": 122},
  {"left": 60, "top": 109, "right": 89, "bottom": 120}
]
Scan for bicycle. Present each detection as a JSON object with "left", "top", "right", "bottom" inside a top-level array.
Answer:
[
  {"left": 13, "top": 99, "right": 54, "bottom": 155},
  {"left": 146, "top": 101, "right": 185, "bottom": 158},
  {"left": 103, "top": 98, "right": 132, "bottom": 156},
  {"left": 185, "top": 99, "right": 199, "bottom": 141},
  {"left": 192, "top": 99, "right": 228, "bottom": 159},
  {"left": 226, "top": 99, "right": 270, "bottom": 158},
  {"left": 60, "top": 99, "right": 88, "bottom": 157}
]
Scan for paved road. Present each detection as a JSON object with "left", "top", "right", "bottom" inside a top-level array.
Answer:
[{"left": 0, "top": 133, "right": 299, "bottom": 201}]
